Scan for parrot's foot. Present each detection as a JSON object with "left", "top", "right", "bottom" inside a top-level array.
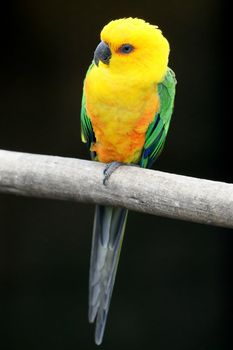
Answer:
[
  {"left": 103, "top": 162, "right": 139, "bottom": 185},
  {"left": 103, "top": 162, "right": 123, "bottom": 185}
]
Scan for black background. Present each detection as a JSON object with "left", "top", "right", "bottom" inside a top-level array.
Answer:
[{"left": 0, "top": 1, "right": 232, "bottom": 349}]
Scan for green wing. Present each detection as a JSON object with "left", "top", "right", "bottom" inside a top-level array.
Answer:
[
  {"left": 81, "top": 64, "right": 96, "bottom": 155},
  {"left": 140, "top": 67, "right": 177, "bottom": 169}
]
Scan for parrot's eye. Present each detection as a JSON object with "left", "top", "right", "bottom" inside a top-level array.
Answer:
[{"left": 118, "top": 44, "right": 134, "bottom": 54}]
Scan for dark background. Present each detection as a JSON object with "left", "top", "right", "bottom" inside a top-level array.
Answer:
[{"left": 0, "top": 1, "right": 232, "bottom": 349}]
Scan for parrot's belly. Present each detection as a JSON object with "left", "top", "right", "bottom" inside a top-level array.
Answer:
[
  {"left": 89, "top": 103, "right": 158, "bottom": 163},
  {"left": 85, "top": 71, "right": 159, "bottom": 163}
]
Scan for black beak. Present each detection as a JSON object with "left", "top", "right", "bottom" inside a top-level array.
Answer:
[{"left": 94, "top": 41, "right": 111, "bottom": 66}]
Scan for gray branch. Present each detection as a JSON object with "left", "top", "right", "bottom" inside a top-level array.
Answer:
[{"left": 0, "top": 149, "right": 233, "bottom": 228}]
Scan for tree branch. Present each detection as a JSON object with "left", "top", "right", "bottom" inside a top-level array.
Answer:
[{"left": 0, "top": 149, "right": 233, "bottom": 228}]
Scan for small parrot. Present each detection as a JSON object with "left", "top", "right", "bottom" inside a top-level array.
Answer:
[{"left": 81, "top": 17, "right": 176, "bottom": 344}]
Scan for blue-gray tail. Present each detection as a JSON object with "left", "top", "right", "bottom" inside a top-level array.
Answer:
[{"left": 89, "top": 204, "right": 128, "bottom": 345}]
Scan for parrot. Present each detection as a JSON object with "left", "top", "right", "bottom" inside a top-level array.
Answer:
[{"left": 81, "top": 17, "right": 176, "bottom": 345}]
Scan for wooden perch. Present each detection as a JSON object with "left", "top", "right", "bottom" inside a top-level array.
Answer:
[{"left": 0, "top": 149, "right": 233, "bottom": 228}]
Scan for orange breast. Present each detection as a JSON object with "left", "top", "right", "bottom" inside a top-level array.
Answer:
[{"left": 89, "top": 100, "right": 159, "bottom": 163}]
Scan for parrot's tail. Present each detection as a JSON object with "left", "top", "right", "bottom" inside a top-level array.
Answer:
[{"left": 88, "top": 204, "right": 128, "bottom": 345}]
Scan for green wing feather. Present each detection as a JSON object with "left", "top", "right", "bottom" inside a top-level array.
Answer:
[
  {"left": 81, "top": 64, "right": 95, "bottom": 151},
  {"left": 140, "top": 67, "right": 177, "bottom": 168}
]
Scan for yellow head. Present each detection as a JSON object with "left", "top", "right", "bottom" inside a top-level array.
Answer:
[{"left": 93, "top": 18, "right": 170, "bottom": 83}]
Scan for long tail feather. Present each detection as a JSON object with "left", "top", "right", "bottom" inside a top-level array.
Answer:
[{"left": 89, "top": 205, "right": 128, "bottom": 345}]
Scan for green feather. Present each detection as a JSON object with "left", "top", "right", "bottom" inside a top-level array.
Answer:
[
  {"left": 140, "top": 67, "right": 177, "bottom": 168},
  {"left": 81, "top": 64, "right": 95, "bottom": 148}
]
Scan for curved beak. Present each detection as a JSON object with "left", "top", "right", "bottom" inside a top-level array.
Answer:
[{"left": 94, "top": 41, "right": 111, "bottom": 66}]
